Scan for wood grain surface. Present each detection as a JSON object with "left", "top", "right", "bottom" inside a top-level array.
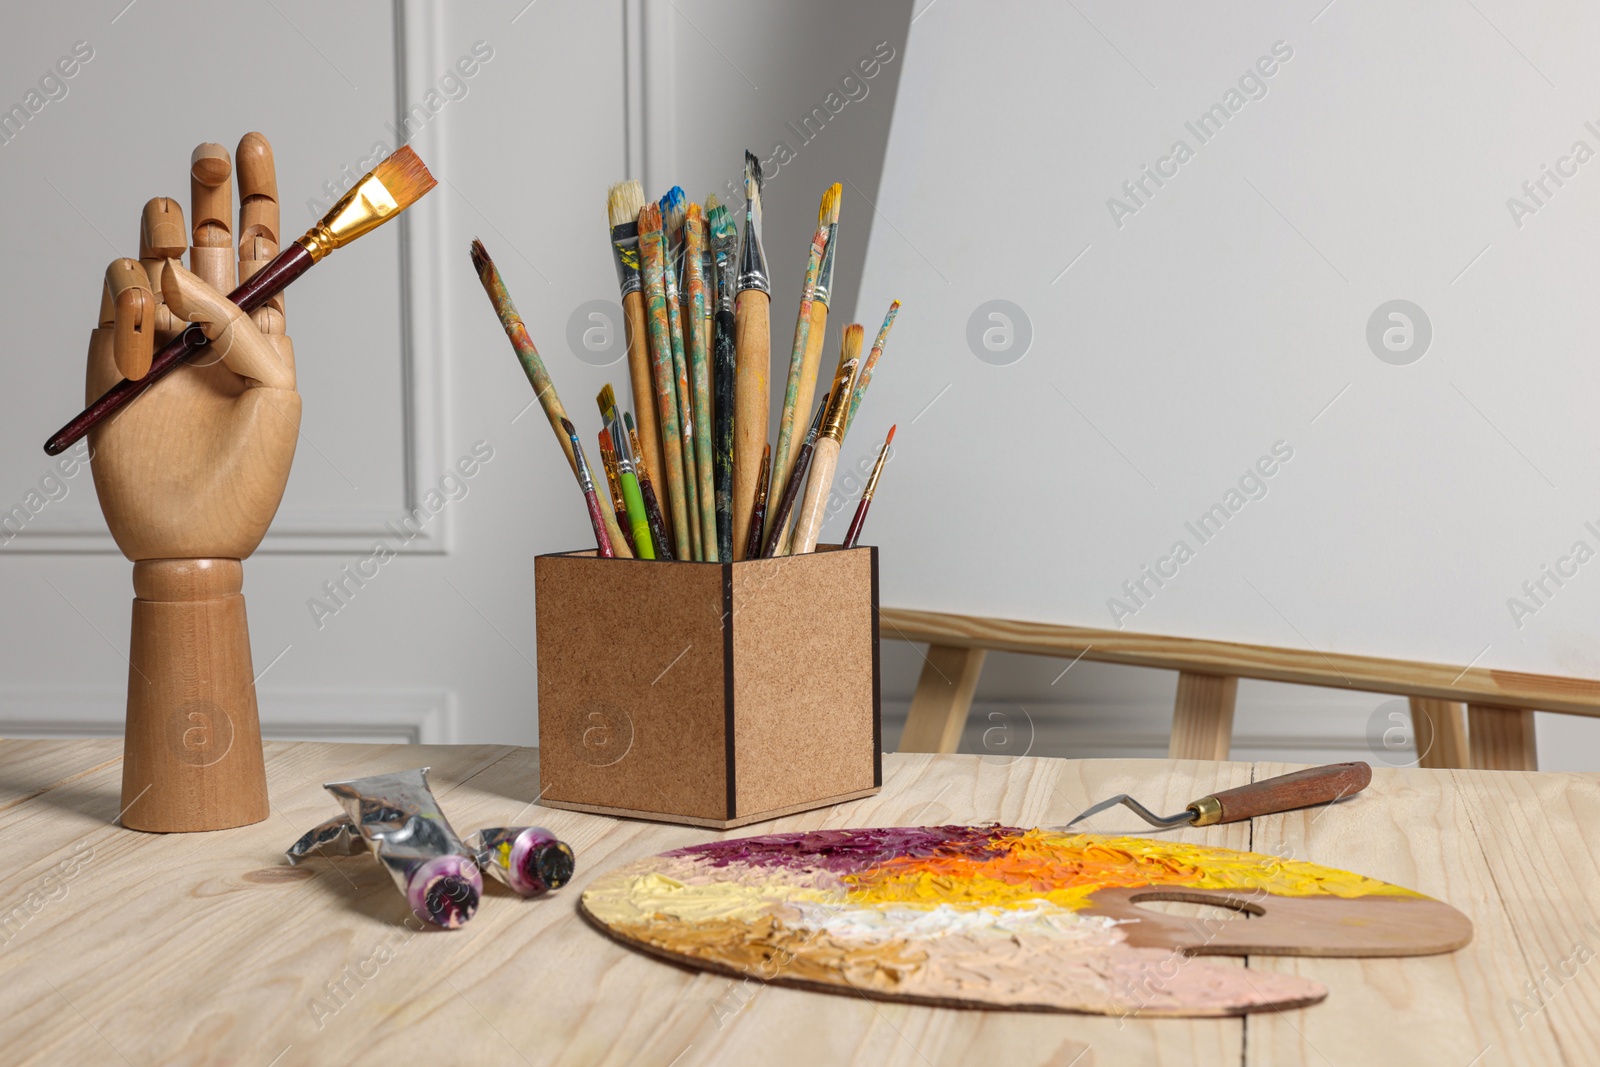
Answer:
[
  {"left": 0, "top": 740, "right": 1593, "bottom": 1065},
  {"left": 1170, "top": 673, "right": 1239, "bottom": 760}
]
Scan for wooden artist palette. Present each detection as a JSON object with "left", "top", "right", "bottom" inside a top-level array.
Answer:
[{"left": 580, "top": 825, "right": 1473, "bottom": 1017}]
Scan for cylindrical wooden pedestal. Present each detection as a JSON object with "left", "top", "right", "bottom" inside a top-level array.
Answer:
[{"left": 120, "top": 558, "right": 269, "bottom": 832}]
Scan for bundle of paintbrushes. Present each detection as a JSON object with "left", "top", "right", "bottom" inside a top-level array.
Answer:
[{"left": 471, "top": 151, "right": 901, "bottom": 561}]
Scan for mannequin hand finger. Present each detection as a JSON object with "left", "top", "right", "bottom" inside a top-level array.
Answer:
[
  {"left": 258, "top": 332, "right": 296, "bottom": 392},
  {"left": 139, "top": 197, "right": 185, "bottom": 290},
  {"left": 160, "top": 259, "right": 293, "bottom": 390},
  {"left": 104, "top": 258, "right": 155, "bottom": 379},
  {"left": 190, "top": 142, "right": 236, "bottom": 294},
  {"left": 236, "top": 132, "right": 285, "bottom": 335}
]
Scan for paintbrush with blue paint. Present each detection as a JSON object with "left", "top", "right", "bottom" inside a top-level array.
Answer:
[{"left": 659, "top": 186, "right": 702, "bottom": 559}]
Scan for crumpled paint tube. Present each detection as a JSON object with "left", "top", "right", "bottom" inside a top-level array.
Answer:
[
  {"left": 286, "top": 813, "right": 365, "bottom": 860},
  {"left": 467, "top": 826, "right": 576, "bottom": 898},
  {"left": 293, "top": 768, "right": 483, "bottom": 929}
]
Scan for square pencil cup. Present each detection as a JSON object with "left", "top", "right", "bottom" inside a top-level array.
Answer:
[{"left": 534, "top": 545, "right": 882, "bottom": 828}]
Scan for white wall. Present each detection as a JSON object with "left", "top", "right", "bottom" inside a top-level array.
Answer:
[
  {"left": 1, "top": 1, "right": 1591, "bottom": 770},
  {"left": 0, "top": 0, "right": 926, "bottom": 751}
]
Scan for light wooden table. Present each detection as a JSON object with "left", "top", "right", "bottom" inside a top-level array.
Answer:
[{"left": 1, "top": 740, "right": 1595, "bottom": 1066}]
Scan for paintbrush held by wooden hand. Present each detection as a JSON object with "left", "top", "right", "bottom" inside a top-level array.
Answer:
[{"left": 48, "top": 145, "right": 438, "bottom": 456}]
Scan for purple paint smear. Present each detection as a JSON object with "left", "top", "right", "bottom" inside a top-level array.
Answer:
[{"left": 671, "top": 825, "right": 1021, "bottom": 874}]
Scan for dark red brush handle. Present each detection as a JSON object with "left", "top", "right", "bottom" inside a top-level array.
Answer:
[
  {"left": 760, "top": 439, "right": 814, "bottom": 558},
  {"left": 842, "top": 495, "right": 872, "bottom": 548},
  {"left": 44, "top": 243, "right": 315, "bottom": 455},
  {"left": 1202, "top": 761, "right": 1372, "bottom": 825}
]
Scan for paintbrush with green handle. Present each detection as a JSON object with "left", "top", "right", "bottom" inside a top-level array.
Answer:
[{"left": 598, "top": 385, "right": 655, "bottom": 559}]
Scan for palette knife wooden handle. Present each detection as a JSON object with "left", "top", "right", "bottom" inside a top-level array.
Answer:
[{"left": 1189, "top": 762, "right": 1372, "bottom": 826}]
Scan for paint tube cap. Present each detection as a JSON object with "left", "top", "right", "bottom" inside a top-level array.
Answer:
[
  {"left": 510, "top": 828, "right": 576, "bottom": 897},
  {"left": 407, "top": 854, "right": 483, "bottom": 928}
]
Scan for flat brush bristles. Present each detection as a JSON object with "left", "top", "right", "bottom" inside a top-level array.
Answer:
[
  {"left": 597, "top": 383, "right": 618, "bottom": 419},
  {"left": 371, "top": 145, "right": 437, "bottom": 208},
  {"left": 607, "top": 179, "right": 644, "bottom": 228},
  {"left": 737, "top": 151, "right": 768, "bottom": 292},
  {"left": 819, "top": 182, "right": 841, "bottom": 225},
  {"left": 744, "top": 151, "right": 763, "bottom": 225},
  {"left": 840, "top": 323, "right": 865, "bottom": 363},
  {"left": 638, "top": 201, "right": 662, "bottom": 234},
  {"left": 468, "top": 237, "right": 492, "bottom": 277},
  {"left": 300, "top": 145, "right": 437, "bottom": 261},
  {"left": 661, "top": 186, "right": 688, "bottom": 245}
]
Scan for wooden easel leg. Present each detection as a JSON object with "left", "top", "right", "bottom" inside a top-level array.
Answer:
[
  {"left": 1169, "top": 673, "right": 1238, "bottom": 760},
  {"left": 1467, "top": 704, "right": 1538, "bottom": 771},
  {"left": 897, "top": 645, "right": 986, "bottom": 754},
  {"left": 1410, "top": 697, "right": 1468, "bottom": 769}
]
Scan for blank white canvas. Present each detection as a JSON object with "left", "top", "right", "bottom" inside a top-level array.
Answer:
[{"left": 854, "top": 0, "right": 1600, "bottom": 680}]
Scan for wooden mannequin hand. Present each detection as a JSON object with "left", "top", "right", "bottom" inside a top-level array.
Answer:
[{"left": 87, "top": 134, "right": 300, "bottom": 561}]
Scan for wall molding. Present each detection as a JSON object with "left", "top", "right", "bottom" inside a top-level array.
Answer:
[
  {"left": 9, "top": 0, "right": 450, "bottom": 558},
  {"left": 0, "top": 688, "right": 454, "bottom": 745},
  {"left": 623, "top": 0, "right": 676, "bottom": 194}
]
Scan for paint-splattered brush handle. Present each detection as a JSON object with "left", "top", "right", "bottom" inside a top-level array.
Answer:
[
  {"left": 713, "top": 307, "right": 736, "bottom": 562},
  {"left": 640, "top": 228, "right": 691, "bottom": 555},
  {"left": 732, "top": 290, "right": 770, "bottom": 559},
  {"left": 1191, "top": 762, "right": 1372, "bottom": 826},
  {"left": 623, "top": 291, "right": 666, "bottom": 494},
  {"left": 663, "top": 256, "right": 702, "bottom": 560},
  {"left": 473, "top": 243, "right": 632, "bottom": 556},
  {"left": 770, "top": 228, "right": 827, "bottom": 531},
  {"left": 685, "top": 219, "right": 717, "bottom": 561},
  {"left": 565, "top": 427, "right": 615, "bottom": 559},
  {"left": 845, "top": 299, "right": 900, "bottom": 440}
]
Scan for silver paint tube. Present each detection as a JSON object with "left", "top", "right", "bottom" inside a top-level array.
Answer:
[
  {"left": 466, "top": 827, "right": 576, "bottom": 898},
  {"left": 316, "top": 768, "right": 482, "bottom": 929}
]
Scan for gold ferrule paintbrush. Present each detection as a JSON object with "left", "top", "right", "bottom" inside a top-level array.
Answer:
[
  {"left": 47, "top": 146, "right": 437, "bottom": 455},
  {"left": 789, "top": 325, "right": 864, "bottom": 554}
]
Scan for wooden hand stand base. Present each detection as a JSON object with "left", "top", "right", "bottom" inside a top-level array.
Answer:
[{"left": 120, "top": 558, "right": 268, "bottom": 832}]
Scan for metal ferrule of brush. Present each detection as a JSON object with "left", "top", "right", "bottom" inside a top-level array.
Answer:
[
  {"left": 609, "top": 222, "right": 641, "bottom": 295},
  {"left": 819, "top": 361, "right": 858, "bottom": 442},
  {"left": 298, "top": 174, "right": 400, "bottom": 262},
  {"left": 738, "top": 223, "right": 769, "bottom": 294},
  {"left": 713, "top": 238, "right": 739, "bottom": 312},
  {"left": 664, "top": 239, "right": 682, "bottom": 298},
  {"left": 813, "top": 224, "right": 839, "bottom": 306},
  {"left": 610, "top": 413, "right": 634, "bottom": 465}
]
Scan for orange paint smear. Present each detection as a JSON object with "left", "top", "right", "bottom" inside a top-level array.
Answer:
[{"left": 842, "top": 831, "right": 1419, "bottom": 910}]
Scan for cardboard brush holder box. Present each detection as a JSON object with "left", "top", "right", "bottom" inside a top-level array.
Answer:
[{"left": 534, "top": 545, "right": 882, "bottom": 828}]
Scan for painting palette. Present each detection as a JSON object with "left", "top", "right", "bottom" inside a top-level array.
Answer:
[{"left": 580, "top": 825, "right": 1473, "bottom": 1017}]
